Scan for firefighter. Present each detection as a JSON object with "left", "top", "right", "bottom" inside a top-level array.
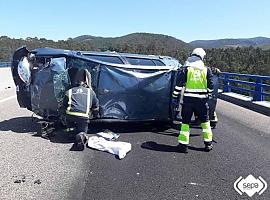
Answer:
[
  {"left": 193, "top": 66, "right": 221, "bottom": 128},
  {"left": 208, "top": 66, "right": 221, "bottom": 128},
  {"left": 63, "top": 69, "right": 99, "bottom": 150},
  {"left": 172, "top": 48, "right": 214, "bottom": 153}
]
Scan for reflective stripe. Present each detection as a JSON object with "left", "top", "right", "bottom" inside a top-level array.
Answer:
[
  {"left": 201, "top": 122, "right": 210, "bottom": 129},
  {"left": 179, "top": 86, "right": 185, "bottom": 104},
  {"left": 203, "top": 132, "right": 213, "bottom": 142},
  {"left": 213, "top": 112, "right": 218, "bottom": 122},
  {"left": 185, "top": 88, "right": 208, "bottom": 93},
  {"left": 85, "top": 89, "right": 90, "bottom": 116},
  {"left": 173, "top": 91, "right": 179, "bottom": 95},
  {"left": 184, "top": 93, "right": 208, "bottom": 98},
  {"left": 208, "top": 89, "right": 214, "bottom": 92},
  {"left": 178, "top": 131, "right": 190, "bottom": 145},
  {"left": 172, "top": 94, "right": 178, "bottom": 98},
  {"left": 180, "top": 131, "right": 190, "bottom": 136},
  {"left": 66, "top": 88, "right": 90, "bottom": 118},
  {"left": 67, "top": 89, "right": 72, "bottom": 111},
  {"left": 203, "top": 129, "right": 212, "bottom": 133},
  {"left": 181, "top": 123, "right": 190, "bottom": 131},
  {"left": 201, "top": 122, "right": 213, "bottom": 142},
  {"left": 66, "top": 110, "right": 89, "bottom": 118},
  {"left": 175, "top": 86, "right": 182, "bottom": 91}
]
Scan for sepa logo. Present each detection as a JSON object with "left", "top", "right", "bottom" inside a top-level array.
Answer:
[{"left": 234, "top": 175, "right": 267, "bottom": 197}]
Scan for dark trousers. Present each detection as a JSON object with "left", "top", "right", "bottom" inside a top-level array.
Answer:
[
  {"left": 66, "top": 115, "right": 89, "bottom": 134},
  {"left": 181, "top": 97, "right": 209, "bottom": 124},
  {"left": 208, "top": 98, "right": 217, "bottom": 120}
]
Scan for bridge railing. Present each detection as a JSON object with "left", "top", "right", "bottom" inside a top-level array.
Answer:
[
  {"left": 0, "top": 62, "right": 11, "bottom": 68},
  {"left": 219, "top": 72, "right": 270, "bottom": 101}
]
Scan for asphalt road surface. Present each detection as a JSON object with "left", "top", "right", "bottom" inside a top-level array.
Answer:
[{"left": 0, "top": 88, "right": 270, "bottom": 200}]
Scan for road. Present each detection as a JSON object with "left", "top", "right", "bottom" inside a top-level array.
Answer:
[
  {"left": 0, "top": 68, "right": 14, "bottom": 91},
  {"left": 0, "top": 88, "right": 270, "bottom": 200}
]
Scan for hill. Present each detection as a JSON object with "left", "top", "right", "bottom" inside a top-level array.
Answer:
[
  {"left": 0, "top": 33, "right": 192, "bottom": 62},
  {"left": 190, "top": 37, "right": 270, "bottom": 49},
  {"left": 72, "top": 33, "right": 191, "bottom": 53},
  {"left": 1, "top": 33, "right": 270, "bottom": 75}
]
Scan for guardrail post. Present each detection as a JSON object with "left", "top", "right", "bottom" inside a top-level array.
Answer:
[
  {"left": 253, "top": 78, "right": 263, "bottom": 101},
  {"left": 223, "top": 73, "right": 231, "bottom": 92}
]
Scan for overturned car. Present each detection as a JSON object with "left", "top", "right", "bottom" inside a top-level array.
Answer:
[{"left": 12, "top": 47, "right": 180, "bottom": 127}]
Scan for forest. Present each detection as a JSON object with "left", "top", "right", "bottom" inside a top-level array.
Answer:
[{"left": 0, "top": 35, "right": 270, "bottom": 76}]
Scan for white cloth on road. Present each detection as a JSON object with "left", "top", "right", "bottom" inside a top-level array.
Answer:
[
  {"left": 87, "top": 136, "right": 131, "bottom": 159},
  {"left": 96, "top": 131, "right": 120, "bottom": 140}
]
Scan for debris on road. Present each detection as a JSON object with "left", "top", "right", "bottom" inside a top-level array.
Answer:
[
  {"left": 14, "top": 179, "right": 22, "bottom": 183},
  {"left": 22, "top": 175, "right": 26, "bottom": 182},
  {"left": 87, "top": 136, "right": 131, "bottom": 159},
  {"left": 34, "top": 179, "right": 41, "bottom": 184},
  {"left": 96, "top": 130, "right": 120, "bottom": 141},
  {"left": 13, "top": 175, "right": 26, "bottom": 184}
]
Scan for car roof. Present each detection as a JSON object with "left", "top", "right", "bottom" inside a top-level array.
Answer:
[
  {"left": 82, "top": 51, "right": 161, "bottom": 59},
  {"left": 31, "top": 48, "right": 164, "bottom": 61},
  {"left": 30, "top": 47, "right": 179, "bottom": 69}
]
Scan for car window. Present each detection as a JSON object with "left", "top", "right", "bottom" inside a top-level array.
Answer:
[
  {"left": 125, "top": 57, "right": 156, "bottom": 66},
  {"left": 66, "top": 58, "right": 100, "bottom": 90},
  {"left": 84, "top": 55, "right": 124, "bottom": 64},
  {"left": 152, "top": 59, "right": 166, "bottom": 66}
]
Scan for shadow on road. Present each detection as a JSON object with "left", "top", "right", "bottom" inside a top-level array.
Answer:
[
  {"left": 0, "top": 117, "right": 38, "bottom": 133},
  {"left": 87, "top": 121, "right": 170, "bottom": 134},
  {"left": 187, "top": 146, "right": 207, "bottom": 152},
  {"left": 0, "top": 116, "right": 75, "bottom": 144},
  {"left": 154, "top": 129, "right": 178, "bottom": 137},
  {"left": 0, "top": 117, "right": 172, "bottom": 144},
  {"left": 141, "top": 140, "right": 208, "bottom": 153},
  {"left": 141, "top": 141, "right": 179, "bottom": 153},
  {"left": 0, "top": 117, "right": 212, "bottom": 153}
]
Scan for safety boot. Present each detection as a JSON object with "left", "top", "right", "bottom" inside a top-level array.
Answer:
[
  {"left": 204, "top": 142, "right": 213, "bottom": 152},
  {"left": 76, "top": 132, "right": 87, "bottom": 150},
  {"left": 177, "top": 143, "right": 188, "bottom": 153}
]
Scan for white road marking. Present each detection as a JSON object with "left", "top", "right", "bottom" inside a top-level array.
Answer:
[
  {"left": 0, "top": 95, "right": 16, "bottom": 103},
  {"left": 188, "top": 182, "right": 205, "bottom": 186}
]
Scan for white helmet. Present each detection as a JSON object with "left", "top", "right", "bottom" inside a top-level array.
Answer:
[{"left": 191, "top": 48, "right": 206, "bottom": 60}]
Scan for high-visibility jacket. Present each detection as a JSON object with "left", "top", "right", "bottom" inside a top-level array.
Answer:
[
  {"left": 184, "top": 66, "right": 210, "bottom": 98},
  {"left": 64, "top": 85, "right": 99, "bottom": 119},
  {"left": 172, "top": 56, "right": 214, "bottom": 100}
]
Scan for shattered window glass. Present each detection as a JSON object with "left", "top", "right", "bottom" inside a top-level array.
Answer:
[
  {"left": 50, "top": 57, "right": 70, "bottom": 105},
  {"left": 31, "top": 57, "right": 70, "bottom": 117},
  {"left": 50, "top": 57, "right": 66, "bottom": 72},
  {"left": 53, "top": 70, "right": 70, "bottom": 104},
  {"left": 66, "top": 58, "right": 100, "bottom": 90}
]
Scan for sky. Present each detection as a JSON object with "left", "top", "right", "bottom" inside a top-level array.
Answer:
[{"left": 0, "top": 0, "right": 269, "bottom": 42}]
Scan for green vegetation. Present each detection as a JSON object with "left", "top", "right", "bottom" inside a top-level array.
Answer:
[
  {"left": 206, "top": 46, "right": 270, "bottom": 75},
  {"left": 0, "top": 33, "right": 191, "bottom": 62},
  {"left": 260, "top": 45, "right": 270, "bottom": 50},
  {"left": 0, "top": 34, "right": 270, "bottom": 76},
  {"left": 190, "top": 37, "right": 270, "bottom": 49}
]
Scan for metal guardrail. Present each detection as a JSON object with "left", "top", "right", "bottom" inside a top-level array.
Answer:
[
  {"left": 0, "top": 62, "right": 11, "bottom": 68},
  {"left": 219, "top": 72, "right": 270, "bottom": 101}
]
